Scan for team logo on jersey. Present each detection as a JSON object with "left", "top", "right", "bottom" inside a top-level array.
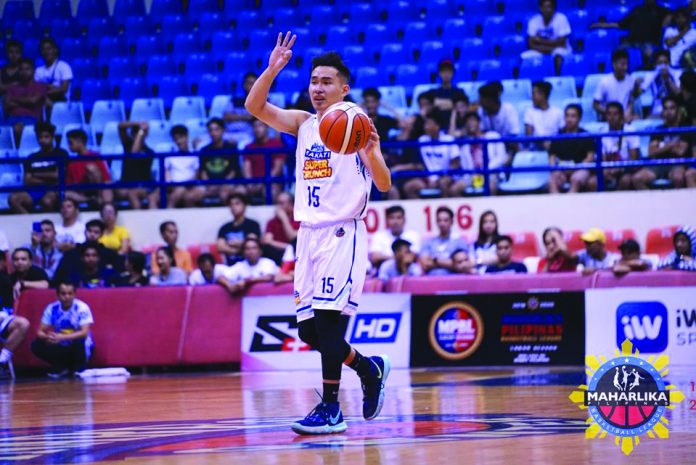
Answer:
[
  {"left": 303, "top": 143, "right": 333, "bottom": 180},
  {"left": 336, "top": 227, "right": 345, "bottom": 237}
]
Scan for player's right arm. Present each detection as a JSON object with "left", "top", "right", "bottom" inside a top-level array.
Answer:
[{"left": 245, "top": 32, "right": 311, "bottom": 136}]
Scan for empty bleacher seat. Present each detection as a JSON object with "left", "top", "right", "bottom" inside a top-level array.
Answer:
[
  {"left": 144, "top": 120, "right": 174, "bottom": 148},
  {"left": 77, "top": 0, "right": 109, "bottom": 18},
  {"left": 509, "top": 232, "right": 540, "bottom": 261},
  {"left": 356, "top": 66, "right": 381, "bottom": 88},
  {"left": 501, "top": 79, "right": 532, "bottom": 103},
  {"left": 379, "top": 43, "right": 409, "bottom": 67},
  {"left": 498, "top": 151, "right": 550, "bottom": 193},
  {"left": 457, "top": 81, "right": 485, "bottom": 102},
  {"left": 645, "top": 226, "right": 679, "bottom": 256},
  {"left": 90, "top": 100, "right": 126, "bottom": 135},
  {"left": 155, "top": 76, "right": 190, "bottom": 106},
  {"left": 2, "top": 1, "right": 35, "bottom": 21},
  {"left": 130, "top": 98, "right": 166, "bottom": 122},
  {"left": 604, "top": 229, "right": 637, "bottom": 252},
  {"left": 198, "top": 11, "right": 227, "bottom": 32},
  {"left": 105, "top": 55, "right": 138, "bottom": 81},
  {"left": 393, "top": 64, "right": 428, "bottom": 88},
  {"left": 0, "top": 127, "right": 16, "bottom": 151},
  {"left": 188, "top": 0, "right": 221, "bottom": 13},
  {"left": 159, "top": 14, "right": 193, "bottom": 38},
  {"left": 99, "top": 122, "right": 125, "bottom": 155},
  {"left": 46, "top": 18, "right": 80, "bottom": 41},
  {"left": 123, "top": 17, "right": 152, "bottom": 41},
  {"left": 519, "top": 56, "right": 555, "bottom": 80},
  {"left": 493, "top": 34, "right": 527, "bottom": 59},
  {"left": 39, "top": 0, "right": 72, "bottom": 21},
  {"left": 172, "top": 33, "right": 202, "bottom": 55},
  {"left": 79, "top": 79, "right": 112, "bottom": 109},
  {"left": 544, "top": 76, "right": 578, "bottom": 105},
  {"left": 414, "top": 41, "right": 446, "bottom": 64},
  {"left": 151, "top": 0, "right": 184, "bottom": 18},
  {"left": 364, "top": 24, "right": 391, "bottom": 45},
  {"left": 581, "top": 73, "right": 605, "bottom": 99},
  {"left": 59, "top": 38, "right": 91, "bottom": 62},
  {"left": 209, "top": 95, "right": 232, "bottom": 118},
  {"left": 274, "top": 69, "right": 303, "bottom": 94},
  {"left": 170, "top": 97, "right": 206, "bottom": 124},
  {"left": 85, "top": 18, "right": 119, "bottom": 48},
  {"left": 134, "top": 35, "right": 167, "bottom": 56},
  {"left": 113, "top": 0, "right": 146, "bottom": 18},
  {"left": 50, "top": 102, "right": 86, "bottom": 135},
  {"left": 377, "top": 86, "right": 408, "bottom": 110},
  {"left": 18, "top": 126, "right": 39, "bottom": 158},
  {"left": 194, "top": 74, "right": 229, "bottom": 107},
  {"left": 452, "top": 38, "right": 488, "bottom": 62},
  {"left": 146, "top": 55, "right": 178, "bottom": 80},
  {"left": 184, "top": 53, "right": 217, "bottom": 77}
]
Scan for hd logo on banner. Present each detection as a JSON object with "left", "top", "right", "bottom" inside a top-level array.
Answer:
[
  {"left": 586, "top": 287, "right": 696, "bottom": 365},
  {"left": 241, "top": 294, "right": 411, "bottom": 371}
]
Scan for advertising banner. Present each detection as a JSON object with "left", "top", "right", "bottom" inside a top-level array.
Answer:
[
  {"left": 411, "top": 293, "right": 585, "bottom": 366},
  {"left": 242, "top": 293, "right": 411, "bottom": 371}
]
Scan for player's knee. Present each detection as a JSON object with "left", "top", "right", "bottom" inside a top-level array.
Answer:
[{"left": 297, "top": 321, "right": 318, "bottom": 348}]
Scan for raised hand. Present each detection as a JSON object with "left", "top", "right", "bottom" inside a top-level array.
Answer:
[
  {"left": 268, "top": 31, "right": 297, "bottom": 72},
  {"left": 362, "top": 118, "right": 381, "bottom": 158}
]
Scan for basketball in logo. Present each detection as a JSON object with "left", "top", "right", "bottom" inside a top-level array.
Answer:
[{"left": 428, "top": 302, "right": 484, "bottom": 360}]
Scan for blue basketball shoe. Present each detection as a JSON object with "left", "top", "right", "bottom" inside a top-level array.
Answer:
[
  {"left": 291, "top": 401, "right": 348, "bottom": 435},
  {"left": 360, "top": 354, "right": 391, "bottom": 420}
]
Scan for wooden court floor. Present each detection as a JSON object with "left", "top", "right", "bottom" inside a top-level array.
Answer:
[{"left": 1, "top": 367, "right": 695, "bottom": 465}]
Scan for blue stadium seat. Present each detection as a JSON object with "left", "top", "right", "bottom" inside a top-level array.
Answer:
[
  {"left": 160, "top": 14, "right": 193, "bottom": 38},
  {"left": 39, "top": 0, "right": 72, "bottom": 21},
  {"left": 194, "top": 74, "right": 230, "bottom": 107},
  {"left": 184, "top": 118, "right": 209, "bottom": 145},
  {"left": 457, "top": 81, "right": 485, "bottom": 102},
  {"left": 172, "top": 33, "right": 202, "bottom": 55},
  {"left": 248, "top": 30, "right": 272, "bottom": 50},
  {"left": 346, "top": 3, "right": 380, "bottom": 24},
  {"left": 275, "top": 69, "right": 303, "bottom": 94},
  {"left": 105, "top": 56, "right": 139, "bottom": 81},
  {"left": 9, "top": 20, "right": 38, "bottom": 43},
  {"left": 468, "top": 59, "right": 500, "bottom": 81},
  {"left": 494, "top": 35, "right": 527, "bottom": 59},
  {"left": 566, "top": 10, "right": 591, "bottom": 34},
  {"left": 414, "top": 41, "right": 447, "bottom": 64},
  {"left": 0, "top": 126, "right": 16, "bottom": 150},
  {"left": 98, "top": 37, "right": 129, "bottom": 59},
  {"left": 85, "top": 18, "right": 119, "bottom": 48},
  {"left": 209, "top": 94, "right": 232, "bottom": 118},
  {"left": 562, "top": 54, "right": 592, "bottom": 85},
  {"left": 393, "top": 64, "right": 429, "bottom": 88},
  {"left": 498, "top": 151, "right": 550, "bottom": 193},
  {"left": 122, "top": 16, "right": 152, "bottom": 40},
  {"left": 2, "top": 1, "right": 35, "bottom": 21},
  {"left": 383, "top": 0, "right": 419, "bottom": 23},
  {"left": 343, "top": 45, "right": 371, "bottom": 67},
  {"left": 50, "top": 102, "right": 86, "bottom": 134},
  {"left": 581, "top": 73, "right": 605, "bottom": 99},
  {"left": 625, "top": 47, "right": 642, "bottom": 71},
  {"left": 59, "top": 38, "right": 91, "bottom": 62},
  {"left": 452, "top": 38, "right": 488, "bottom": 62},
  {"left": 170, "top": 97, "right": 206, "bottom": 124},
  {"left": 402, "top": 21, "right": 438, "bottom": 41},
  {"left": 233, "top": 9, "right": 265, "bottom": 31},
  {"left": 324, "top": 26, "right": 352, "bottom": 50},
  {"left": 146, "top": 55, "right": 178, "bottom": 81},
  {"left": 356, "top": 66, "right": 381, "bottom": 88},
  {"left": 584, "top": 29, "right": 624, "bottom": 54},
  {"left": 116, "top": 78, "right": 151, "bottom": 109},
  {"left": 425, "top": 0, "right": 454, "bottom": 20},
  {"left": 113, "top": 0, "right": 146, "bottom": 18},
  {"left": 79, "top": 79, "right": 112, "bottom": 109},
  {"left": 516, "top": 99, "right": 532, "bottom": 129},
  {"left": 544, "top": 76, "right": 578, "bottom": 105},
  {"left": 188, "top": 0, "right": 220, "bottom": 13},
  {"left": 198, "top": 12, "right": 227, "bottom": 32},
  {"left": 378, "top": 86, "right": 408, "bottom": 110},
  {"left": 604, "top": 5, "right": 632, "bottom": 23},
  {"left": 221, "top": 52, "right": 252, "bottom": 75},
  {"left": 150, "top": 0, "right": 183, "bottom": 18},
  {"left": 72, "top": 57, "right": 101, "bottom": 80},
  {"left": 211, "top": 32, "right": 241, "bottom": 62},
  {"left": 18, "top": 126, "right": 40, "bottom": 158},
  {"left": 442, "top": 18, "right": 475, "bottom": 41},
  {"left": 144, "top": 120, "right": 173, "bottom": 149},
  {"left": 155, "top": 75, "right": 190, "bottom": 106},
  {"left": 47, "top": 19, "right": 81, "bottom": 41},
  {"left": 130, "top": 98, "right": 166, "bottom": 121},
  {"left": 482, "top": 16, "right": 516, "bottom": 37},
  {"left": 100, "top": 122, "right": 124, "bottom": 181},
  {"left": 90, "top": 100, "right": 126, "bottom": 134},
  {"left": 379, "top": 43, "right": 409, "bottom": 67},
  {"left": 364, "top": 24, "right": 391, "bottom": 45},
  {"left": 518, "top": 56, "right": 555, "bottom": 80},
  {"left": 76, "top": 0, "right": 109, "bottom": 18},
  {"left": 582, "top": 121, "right": 608, "bottom": 133},
  {"left": 592, "top": 52, "right": 611, "bottom": 74},
  {"left": 501, "top": 79, "right": 532, "bottom": 103},
  {"left": 184, "top": 53, "right": 216, "bottom": 77},
  {"left": 460, "top": 0, "right": 496, "bottom": 16},
  {"left": 269, "top": 7, "right": 302, "bottom": 29},
  {"left": 134, "top": 35, "right": 167, "bottom": 56}
]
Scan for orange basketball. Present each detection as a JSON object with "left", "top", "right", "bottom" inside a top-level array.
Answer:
[{"left": 319, "top": 102, "right": 372, "bottom": 155}]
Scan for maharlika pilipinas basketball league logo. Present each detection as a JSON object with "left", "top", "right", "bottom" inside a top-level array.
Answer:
[
  {"left": 429, "top": 302, "right": 484, "bottom": 360},
  {"left": 569, "top": 339, "right": 685, "bottom": 456}
]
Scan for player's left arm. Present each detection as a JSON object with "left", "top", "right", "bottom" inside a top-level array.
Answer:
[{"left": 358, "top": 119, "right": 392, "bottom": 192}]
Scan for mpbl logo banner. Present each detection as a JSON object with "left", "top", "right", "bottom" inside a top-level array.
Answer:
[
  {"left": 350, "top": 313, "right": 401, "bottom": 343},
  {"left": 616, "top": 302, "right": 668, "bottom": 353}
]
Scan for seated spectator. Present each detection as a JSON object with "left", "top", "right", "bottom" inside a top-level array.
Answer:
[
  {"left": 217, "top": 194, "right": 261, "bottom": 266},
  {"left": 680, "top": 71, "right": 696, "bottom": 125},
  {"left": 577, "top": 228, "right": 620, "bottom": 273},
  {"left": 657, "top": 226, "right": 696, "bottom": 271},
  {"left": 189, "top": 253, "right": 229, "bottom": 285},
  {"left": 402, "top": 111, "right": 460, "bottom": 199},
  {"left": 663, "top": 7, "right": 696, "bottom": 68},
  {"left": 377, "top": 239, "right": 423, "bottom": 280},
  {"left": 633, "top": 96, "right": 696, "bottom": 189},
  {"left": 524, "top": 81, "right": 563, "bottom": 147},
  {"left": 200, "top": 117, "right": 243, "bottom": 204},
  {"left": 587, "top": 102, "right": 640, "bottom": 191},
  {"left": 477, "top": 82, "right": 520, "bottom": 141},
  {"left": 29, "top": 219, "right": 62, "bottom": 280},
  {"left": 151, "top": 221, "right": 193, "bottom": 275},
  {"left": 165, "top": 125, "right": 202, "bottom": 208},
  {"left": 0, "top": 40, "right": 22, "bottom": 95},
  {"left": 548, "top": 104, "right": 594, "bottom": 193},
  {"left": 116, "top": 121, "right": 157, "bottom": 210},
  {"left": 150, "top": 247, "right": 188, "bottom": 286},
  {"left": 31, "top": 281, "right": 93, "bottom": 378},
  {"left": 0, "top": 308, "right": 30, "bottom": 377},
  {"left": 369, "top": 205, "right": 422, "bottom": 269},
  {"left": 539, "top": 227, "right": 578, "bottom": 272},
  {"left": 115, "top": 252, "right": 148, "bottom": 287},
  {"left": 613, "top": 239, "right": 651, "bottom": 275},
  {"left": 640, "top": 49, "right": 682, "bottom": 118},
  {"left": 65, "top": 129, "right": 113, "bottom": 206},
  {"left": 67, "top": 243, "right": 118, "bottom": 289},
  {"left": 431, "top": 59, "right": 468, "bottom": 122},
  {"left": 447, "top": 94, "right": 471, "bottom": 138},
  {"left": 226, "top": 237, "right": 279, "bottom": 285},
  {"left": 262, "top": 192, "right": 299, "bottom": 264},
  {"left": 451, "top": 248, "right": 476, "bottom": 275},
  {"left": 451, "top": 112, "right": 508, "bottom": 195},
  {"left": 362, "top": 87, "right": 401, "bottom": 140},
  {"left": 243, "top": 119, "right": 286, "bottom": 201},
  {"left": 3, "top": 58, "right": 48, "bottom": 142},
  {"left": 54, "top": 219, "right": 123, "bottom": 283},
  {"left": 223, "top": 71, "right": 256, "bottom": 146},
  {"left": 593, "top": 49, "right": 641, "bottom": 121},
  {"left": 471, "top": 210, "right": 500, "bottom": 267},
  {"left": 54, "top": 198, "right": 85, "bottom": 251},
  {"left": 419, "top": 206, "right": 470, "bottom": 275},
  {"left": 98, "top": 203, "right": 130, "bottom": 255},
  {"left": 521, "top": 0, "right": 572, "bottom": 75},
  {"left": 0, "top": 230, "right": 8, "bottom": 254},
  {"left": 8, "top": 122, "right": 66, "bottom": 213},
  {"left": 485, "top": 236, "right": 528, "bottom": 274},
  {"left": 10, "top": 248, "right": 49, "bottom": 305},
  {"left": 34, "top": 37, "right": 72, "bottom": 102}
]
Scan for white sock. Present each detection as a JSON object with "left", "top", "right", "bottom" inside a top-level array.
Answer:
[{"left": 0, "top": 348, "right": 12, "bottom": 364}]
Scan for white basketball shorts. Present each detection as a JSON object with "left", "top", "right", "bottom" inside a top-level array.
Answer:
[{"left": 294, "top": 219, "right": 368, "bottom": 322}]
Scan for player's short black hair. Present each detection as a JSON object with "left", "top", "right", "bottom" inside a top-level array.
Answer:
[
  {"left": 606, "top": 101, "right": 624, "bottom": 115},
  {"left": 385, "top": 205, "right": 405, "bottom": 217},
  {"left": 35, "top": 122, "right": 56, "bottom": 137},
  {"left": 362, "top": 87, "right": 381, "bottom": 100},
  {"left": 207, "top": 117, "right": 225, "bottom": 129},
  {"left": 391, "top": 238, "right": 412, "bottom": 253},
  {"left": 160, "top": 220, "right": 176, "bottom": 235},
  {"left": 86, "top": 219, "right": 106, "bottom": 232},
  {"left": 532, "top": 81, "right": 552, "bottom": 99},
  {"left": 66, "top": 128, "right": 88, "bottom": 144},
  {"left": 197, "top": 253, "right": 216, "bottom": 267},
  {"left": 436, "top": 206, "right": 454, "bottom": 219},
  {"left": 565, "top": 103, "right": 583, "bottom": 117},
  {"left": 170, "top": 124, "right": 188, "bottom": 138},
  {"left": 12, "top": 247, "right": 33, "bottom": 260},
  {"left": 611, "top": 48, "right": 629, "bottom": 63},
  {"left": 495, "top": 235, "right": 514, "bottom": 246},
  {"left": 312, "top": 51, "right": 351, "bottom": 83}
]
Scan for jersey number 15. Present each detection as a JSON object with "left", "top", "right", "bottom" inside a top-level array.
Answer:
[{"left": 307, "top": 186, "right": 320, "bottom": 207}]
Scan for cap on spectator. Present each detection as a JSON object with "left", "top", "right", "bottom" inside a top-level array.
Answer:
[
  {"left": 438, "top": 59, "right": 455, "bottom": 71},
  {"left": 618, "top": 239, "right": 640, "bottom": 254},
  {"left": 581, "top": 228, "right": 606, "bottom": 244}
]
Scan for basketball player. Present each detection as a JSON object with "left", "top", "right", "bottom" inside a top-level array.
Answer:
[{"left": 245, "top": 32, "right": 392, "bottom": 435}]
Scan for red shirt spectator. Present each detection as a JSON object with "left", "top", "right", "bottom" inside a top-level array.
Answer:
[
  {"left": 243, "top": 119, "right": 286, "bottom": 178},
  {"left": 66, "top": 151, "right": 111, "bottom": 185}
]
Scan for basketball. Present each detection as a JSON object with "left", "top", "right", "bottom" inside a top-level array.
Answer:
[{"left": 319, "top": 102, "right": 372, "bottom": 155}]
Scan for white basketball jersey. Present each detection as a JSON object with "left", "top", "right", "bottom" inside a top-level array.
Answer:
[{"left": 294, "top": 115, "right": 372, "bottom": 225}]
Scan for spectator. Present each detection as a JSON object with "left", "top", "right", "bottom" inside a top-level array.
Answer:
[
  {"left": 223, "top": 71, "right": 257, "bottom": 146},
  {"left": 243, "top": 119, "right": 286, "bottom": 201},
  {"left": 164, "top": 125, "right": 202, "bottom": 208},
  {"left": 0, "top": 230, "right": 8, "bottom": 253},
  {"left": 54, "top": 219, "right": 123, "bottom": 283},
  {"left": 485, "top": 236, "right": 528, "bottom": 274},
  {"left": 8, "top": 122, "right": 66, "bottom": 213},
  {"left": 431, "top": 59, "right": 468, "bottom": 121},
  {"left": 548, "top": 104, "right": 594, "bottom": 193},
  {"left": 634, "top": 96, "right": 696, "bottom": 189},
  {"left": 640, "top": 50, "right": 682, "bottom": 118},
  {"left": 657, "top": 226, "right": 696, "bottom": 271},
  {"left": 471, "top": 210, "right": 500, "bottom": 267},
  {"left": 54, "top": 198, "right": 85, "bottom": 251},
  {"left": 419, "top": 206, "right": 470, "bottom": 275},
  {"left": 31, "top": 281, "right": 93, "bottom": 378},
  {"left": 447, "top": 94, "right": 471, "bottom": 138},
  {"left": 65, "top": 129, "right": 113, "bottom": 206},
  {"left": 115, "top": 252, "right": 149, "bottom": 287},
  {"left": 538, "top": 227, "right": 579, "bottom": 272},
  {"left": 29, "top": 220, "right": 62, "bottom": 280},
  {"left": 262, "top": 192, "right": 299, "bottom": 263},
  {"left": 9, "top": 248, "right": 49, "bottom": 305},
  {"left": 402, "top": 111, "right": 460, "bottom": 199},
  {"left": 587, "top": 102, "right": 640, "bottom": 191},
  {"left": 67, "top": 243, "right": 118, "bottom": 289},
  {"left": 593, "top": 49, "right": 642, "bottom": 120},
  {"left": 217, "top": 194, "right": 261, "bottom": 266},
  {"left": 362, "top": 87, "right": 401, "bottom": 140},
  {"left": 0, "top": 40, "right": 23, "bottom": 94},
  {"left": 3, "top": 58, "right": 48, "bottom": 142},
  {"left": 369, "top": 205, "right": 422, "bottom": 269},
  {"left": 200, "top": 117, "right": 243, "bottom": 203},
  {"left": 524, "top": 81, "right": 563, "bottom": 146},
  {"left": 150, "top": 247, "right": 188, "bottom": 286},
  {"left": 451, "top": 248, "right": 476, "bottom": 275},
  {"left": 116, "top": 121, "right": 157, "bottom": 210},
  {"left": 151, "top": 221, "right": 193, "bottom": 275},
  {"left": 613, "top": 239, "right": 651, "bottom": 275},
  {"left": 404, "top": 91, "right": 447, "bottom": 141},
  {"left": 189, "top": 253, "right": 229, "bottom": 285},
  {"left": 99, "top": 203, "right": 131, "bottom": 255},
  {"left": 0, "top": 308, "right": 30, "bottom": 377},
  {"left": 577, "top": 228, "right": 620, "bottom": 272},
  {"left": 34, "top": 37, "right": 73, "bottom": 102},
  {"left": 521, "top": 0, "right": 572, "bottom": 75},
  {"left": 663, "top": 7, "right": 696, "bottom": 68},
  {"left": 680, "top": 71, "right": 696, "bottom": 125},
  {"left": 378, "top": 239, "right": 423, "bottom": 280},
  {"left": 451, "top": 112, "right": 508, "bottom": 195},
  {"left": 226, "top": 237, "right": 279, "bottom": 285},
  {"left": 477, "top": 82, "right": 520, "bottom": 137}
]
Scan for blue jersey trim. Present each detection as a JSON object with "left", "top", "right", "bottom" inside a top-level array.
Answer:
[{"left": 295, "top": 305, "right": 312, "bottom": 313}]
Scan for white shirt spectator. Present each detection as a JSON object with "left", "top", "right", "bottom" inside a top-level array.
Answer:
[
  {"left": 370, "top": 229, "right": 422, "bottom": 257},
  {"left": 417, "top": 133, "right": 460, "bottom": 173},
  {"left": 460, "top": 131, "right": 508, "bottom": 173},
  {"left": 377, "top": 259, "right": 423, "bottom": 280},
  {"left": 600, "top": 123, "right": 640, "bottom": 161},
  {"left": 225, "top": 257, "right": 278, "bottom": 282},
  {"left": 577, "top": 249, "right": 620, "bottom": 270},
  {"left": 523, "top": 105, "right": 564, "bottom": 136},
  {"left": 54, "top": 221, "right": 86, "bottom": 246},
  {"left": 165, "top": 155, "right": 200, "bottom": 182},
  {"left": 525, "top": 12, "right": 572, "bottom": 55},
  {"left": 188, "top": 264, "right": 229, "bottom": 285},
  {"left": 478, "top": 103, "right": 520, "bottom": 136},
  {"left": 663, "top": 26, "right": 696, "bottom": 67},
  {"left": 41, "top": 298, "right": 94, "bottom": 349},
  {"left": 0, "top": 230, "right": 8, "bottom": 251},
  {"left": 34, "top": 60, "right": 73, "bottom": 100},
  {"left": 640, "top": 67, "right": 682, "bottom": 116},
  {"left": 593, "top": 73, "right": 637, "bottom": 113}
]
